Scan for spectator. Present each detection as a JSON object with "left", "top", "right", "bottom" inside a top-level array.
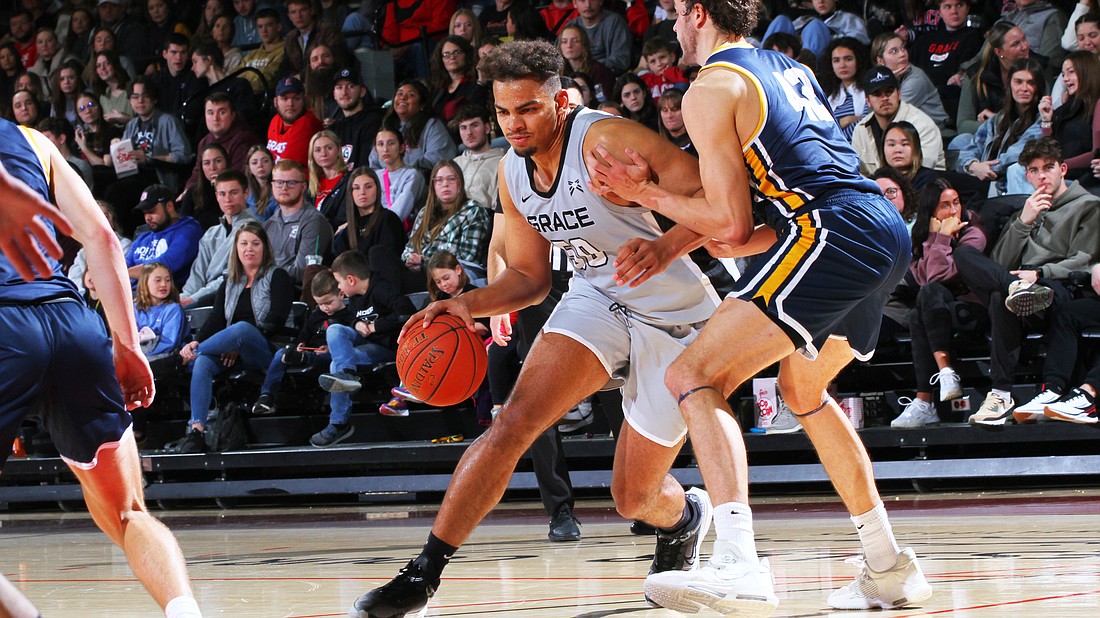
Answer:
[
  {"left": 401, "top": 160, "right": 491, "bottom": 284},
  {"left": 302, "top": 40, "right": 342, "bottom": 122},
  {"left": 314, "top": 250, "right": 416, "bottom": 447},
  {"left": 113, "top": 76, "right": 194, "bottom": 193},
  {"left": 267, "top": 76, "right": 324, "bottom": 166},
  {"left": 185, "top": 92, "right": 260, "bottom": 196},
  {"left": 819, "top": 37, "right": 871, "bottom": 142},
  {"left": 853, "top": 65, "right": 946, "bottom": 176},
  {"left": 10, "top": 89, "right": 43, "bottom": 127},
  {"left": 656, "top": 88, "right": 694, "bottom": 155},
  {"left": 1013, "top": 263, "right": 1100, "bottom": 423},
  {"left": 177, "top": 221, "right": 294, "bottom": 453},
  {"left": 369, "top": 80, "right": 457, "bottom": 174},
  {"left": 639, "top": 37, "right": 687, "bottom": 102},
  {"left": 245, "top": 146, "right": 277, "bottom": 219},
  {"left": 872, "top": 31, "right": 950, "bottom": 128},
  {"left": 182, "top": 169, "right": 258, "bottom": 308},
  {"left": 957, "top": 22, "right": 1031, "bottom": 135},
  {"left": 231, "top": 0, "right": 262, "bottom": 48},
  {"left": 912, "top": 0, "right": 984, "bottom": 123},
  {"left": 430, "top": 35, "right": 486, "bottom": 123},
  {"left": 240, "top": 7, "right": 287, "bottom": 94},
  {"left": 134, "top": 262, "right": 188, "bottom": 357},
  {"left": 90, "top": 51, "right": 132, "bottom": 127},
  {"left": 953, "top": 58, "right": 1045, "bottom": 196},
  {"left": 49, "top": 58, "right": 85, "bottom": 126},
  {"left": 309, "top": 129, "right": 351, "bottom": 227},
  {"left": 881, "top": 120, "right": 939, "bottom": 192},
  {"left": 541, "top": 0, "right": 578, "bottom": 36},
  {"left": 0, "top": 43, "right": 24, "bottom": 105},
  {"left": 480, "top": 0, "right": 513, "bottom": 40},
  {"left": 191, "top": 43, "right": 258, "bottom": 122},
  {"left": 1052, "top": 12, "right": 1100, "bottom": 108},
  {"left": 891, "top": 178, "right": 987, "bottom": 428},
  {"left": 144, "top": 0, "right": 192, "bottom": 59},
  {"left": 558, "top": 24, "right": 614, "bottom": 102},
  {"left": 8, "top": 9, "right": 37, "bottom": 69},
  {"left": 872, "top": 166, "right": 920, "bottom": 228},
  {"left": 453, "top": 104, "right": 505, "bottom": 212},
  {"left": 211, "top": 14, "right": 244, "bottom": 73},
  {"left": 762, "top": 31, "right": 802, "bottom": 60},
  {"left": 1042, "top": 50, "right": 1100, "bottom": 179},
  {"left": 66, "top": 8, "right": 94, "bottom": 64},
  {"left": 13, "top": 70, "right": 46, "bottom": 103},
  {"left": 329, "top": 68, "right": 383, "bottom": 169},
  {"left": 179, "top": 143, "right": 230, "bottom": 229},
  {"left": 955, "top": 137, "right": 1100, "bottom": 425},
  {"left": 282, "top": 0, "right": 345, "bottom": 75},
  {"left": 1004, "top": 0, "right": 1068, "bottom": 73},
  {"left": 567, "top": 0, "right": 631, "bottom": 74},
  {"left": 372, "top": 128, "right": 427, "bottom": 226},
  {"left": 642, "top": 0, "right": 679, "bottom": 57},
  {"left": 450, "top": 8, "right": 484, "bottom": 50},
  {"left": 614, "top": 72, "right": 659, "bottom": 131},
  {"left": 263, "top": 159, "right": 334, "bottom": 282},
  {"left": 69, "top": 200, "right": 132, "bottom": 295},
  {"left": 252, "top": 269, "right": 354, "bottom": 416},
  {"left": 37, "top": 116, "right": 94, "bottom": 190},
  {"left": 762, "top": 0, "right": 870, "bottom": 60},
  {"left": 508, "top": 1, "right": 554, "bottom": 42},
  {"left": 96, "top": 0, "right": 152, "bottom": 74},
  {"left": 150, "top": 34, "right": 205, "bottom": 123},
  {"left": 73, "top": 90, "right": 122, "bottom": 169},
  {"left": 125, "top": 184, "right": 204, "bottom": 287},
  {"left": 82, "top": 27, "right": 138, "bottom": 88},
  {"left": 194, "top": 0, "right": 230, "bottom": 44},
  {"left": 1062, "top": 3, "right": 1100, "bottom": 53},
  {"left": 332, "top": 166, "right": 408, "bottom": 258},
  {"left": 28, "top": 27, "right": 67, "bottom": 83}
]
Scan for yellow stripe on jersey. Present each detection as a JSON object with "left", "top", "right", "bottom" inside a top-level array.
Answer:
[
  {"left": 17, "top": 125, "right": 51, "bottom": 185},
  {"left": 699, "top": 48, "right": 766, "bottom": 149},
  {"left": 744, "top": 145, "right": 806, "bottom": 212},
  {"left": 753, "top": 213, "right": 817, "bottom": 305}
]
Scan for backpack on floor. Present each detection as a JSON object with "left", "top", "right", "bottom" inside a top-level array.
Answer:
[{"left": 204, "top": 402, "right": 248, "bottom": 452}]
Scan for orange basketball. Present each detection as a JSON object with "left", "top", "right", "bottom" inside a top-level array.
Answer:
[{"left": 396, "top": 313, "right": 487, "bottom": 407}]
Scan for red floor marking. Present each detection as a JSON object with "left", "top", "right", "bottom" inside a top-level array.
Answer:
[{"left": 897, "top": 588, "right": 1100, "bottom": 616}]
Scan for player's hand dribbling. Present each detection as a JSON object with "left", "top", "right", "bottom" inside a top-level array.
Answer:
[
  {"left": 614, "top": 237, "right": 671, "bottom": 287},
  {"left": 114, "top": 339, "right": 155, "bottom": 410},
  {"left": 585, "top": 145, "right": 654, "bottom": 205},
  {"left": 400, "top": 297, "right": 476, "bottom": 342},
  {"left": 0, "top": 164, "right": 74, "bottom": 281}
]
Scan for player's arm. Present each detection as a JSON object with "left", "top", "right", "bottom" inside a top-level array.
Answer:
[
  {"left": 402, "top": 162, "right": 552, "bottom": 335},
  {"left": 34, "top": 131, "right": 155, "bottom": 408},
  {"left": 486, "top": 209, "right": 514, "bottom": 345}
]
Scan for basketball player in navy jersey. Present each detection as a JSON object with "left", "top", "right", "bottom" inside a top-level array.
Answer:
[
  {"left": 588, "top": 0, "right": 933, "bottom": 614},
  {"left": 347, "top": 40, "right": 761, "bottom": 617},
  {"left": 0, "top": 119, "right": 203, "bottom": 618}
]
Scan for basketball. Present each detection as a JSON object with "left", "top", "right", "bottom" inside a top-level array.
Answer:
[{"left": 396, "top": 313, "right": 487, "bottom": 406}]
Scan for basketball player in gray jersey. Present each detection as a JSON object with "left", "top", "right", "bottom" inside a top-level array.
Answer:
[{"left": 347, "top": 40, "right": 740, "bottom": 618}]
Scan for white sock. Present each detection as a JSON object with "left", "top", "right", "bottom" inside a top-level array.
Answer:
[
  {"left": 992, "top": 388, "right": 1013, "bottom": 402},
  {"left": 852, "top": 503, "right": 901, "bottom": 572},
  {"left": 165, "top": 596, "right": 202, "bottom": 618},
  {"left": 712, "top": 502, "right": 759, "bottom": 564}
]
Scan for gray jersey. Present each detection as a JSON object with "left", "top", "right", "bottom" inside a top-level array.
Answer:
[{"left": 503, "top": 107, "right": 720, "bottom": 325}]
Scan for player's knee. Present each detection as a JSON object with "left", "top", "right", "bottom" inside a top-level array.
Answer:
[
  {"left": 664, "top": 357, "right": 706, "bottom": 400},
  {"left": 776, "top": 375, "right": 820, "bottom": 414}
]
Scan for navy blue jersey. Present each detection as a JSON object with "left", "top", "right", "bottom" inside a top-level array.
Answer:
[
  {"left": 0, "top": 119, "right": 81, "bottom": 304},
  {"left": 700, "top": 43, "right": 880, "bottom": 229}
]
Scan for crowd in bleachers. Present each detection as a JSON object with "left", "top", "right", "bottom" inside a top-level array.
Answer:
[{"left": 2, "top": 0, "right": 1098, "bottom": 454}]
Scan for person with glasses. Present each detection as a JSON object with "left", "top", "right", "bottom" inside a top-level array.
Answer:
[
  {"left": 73, "top": 90, "right": 122, "bottom": 170},
  {"left": 262, "top": 159, "right": 334, "bottom": 284},
  {"left": 430, "top": 35, "right": 486, "bottom": 122}
]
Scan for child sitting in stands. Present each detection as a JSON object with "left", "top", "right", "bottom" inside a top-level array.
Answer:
[
  {"left": 252, "top": 269, "right": 353, "bottom": 415},
  {"left": 134, "top": 262, "right": 189, "bottom": 358}
]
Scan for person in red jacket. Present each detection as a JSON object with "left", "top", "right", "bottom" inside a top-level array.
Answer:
[{"left": 267, "top": 76, "right": 323, "bottom": 166}]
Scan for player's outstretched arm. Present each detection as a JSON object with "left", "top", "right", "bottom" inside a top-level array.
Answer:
[
  {"left": 0, "top": 162, "right": 74, "bottom": 281},
  {"left": 35, "top": 131, "right": 155, "bottom": 409}
]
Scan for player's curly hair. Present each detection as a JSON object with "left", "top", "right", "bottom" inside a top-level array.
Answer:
[
  {"left": 686, "top": 0, "right": 760, "bottom": 37},
  {"left": 479, "top": 40, "right": 564, "bottom": 89}
]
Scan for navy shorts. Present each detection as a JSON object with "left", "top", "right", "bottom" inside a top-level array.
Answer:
[
  {"left": 0, "top": 300, "right": 131, "bottom": 471},
  {"left": 730, "top": 190, "right": 911, "bottom": 361}
]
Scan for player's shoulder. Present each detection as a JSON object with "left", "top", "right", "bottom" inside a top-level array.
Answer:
[{"left": 685, "top": 68, "right": 752, "bottom": 110}]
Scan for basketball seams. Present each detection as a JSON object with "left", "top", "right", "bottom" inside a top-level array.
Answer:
[{"left": 397, "top": 315, "right": 487, "bottom": 406}]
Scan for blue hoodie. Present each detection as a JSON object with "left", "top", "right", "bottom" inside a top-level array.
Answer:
[
  {"left": 126, "top": 216, "right": 204, "bottom": 288},
  {"left": 135, "top": 302, "right": 190, "bottom": 357}
]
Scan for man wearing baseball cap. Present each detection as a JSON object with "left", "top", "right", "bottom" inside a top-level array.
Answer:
[
  {"left": 852, "top": 65, "right": 946, "bottom": 176},
  {"left": 125, "top": 184, "right": 203, "bottom": 287},
  {"left": 330, "top": 68, "right": 382, "bottom": 168},
  {"left": 267, "top": 76, "right": 323, "bottom": 166}
]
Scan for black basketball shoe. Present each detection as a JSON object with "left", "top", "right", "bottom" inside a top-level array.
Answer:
[
  {"left": 349, "top": 556, "right": 439, "bottom": 618},
  {"left": 648, "top": 487, "right": 713, "bottom": 575}
]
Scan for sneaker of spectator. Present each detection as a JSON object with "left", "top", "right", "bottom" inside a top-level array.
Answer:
[
  {"left": 766, "top": 399, "right": 802, "bottom": 434},
  {"left": 558, "top": 398, "right": 594, "bottom": 433},
  {"left": 320, "top": 369, "right": 362, "bottom": 392},
  {"left": 1013, "top": 388, "right": 1061, "bottom": 424},
  {"left": 392, "top": 384, "right": 422, "bottom": 403},
  {"left": 929, "top": 366, "right": 963, "bottom": 401},
  {"left": 178, "top": 427, "right": 208, "bottom": 453},
  {"left": 969, "top": 391, "right": 1015, "bottom": 426},
  {"left": 379, "top": 398, "right": 410, "bottom": 417},
  {"left": 309, "top": 423, "right": 354, "bottom": 447},
  {"left": 1004, "top": 279, "right": 1054, "bottom": 316},
  {"left": 252, "top": 392, "right": 276, "bottom": 415},
  {"left": 1044, "top": 387, "right": 1098, "bottom": 424},
  {"left": 891, "top": 397, "right": 940, "bottom": 428}
]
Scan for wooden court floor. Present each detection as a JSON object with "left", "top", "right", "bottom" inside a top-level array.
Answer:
[{"left": 3, "top": 489, "right": 1100, "bottom": 616}]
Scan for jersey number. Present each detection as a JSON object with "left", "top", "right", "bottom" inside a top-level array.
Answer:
[
  {"left": 551, "top": 238, "right": 607, "bottom": 270},
  {"left": 773, "top": 68, "right": 833, "bottom": 123}
]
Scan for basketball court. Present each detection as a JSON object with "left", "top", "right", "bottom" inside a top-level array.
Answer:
[{"left": 3, "top": 488, "right": 1100, "bottom": 616}]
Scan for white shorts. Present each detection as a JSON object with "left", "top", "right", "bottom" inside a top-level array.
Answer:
[{"left": 543, "top": 278, "right": 704, "bottom": 447}]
